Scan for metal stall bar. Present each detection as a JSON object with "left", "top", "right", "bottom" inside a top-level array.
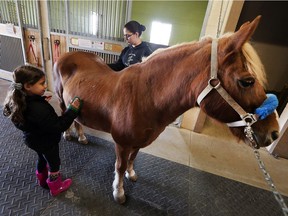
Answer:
[
  {"left": 0, "top": 1, "right": 9, "bottom": 24},
  {"left": 15, "top": 0, "right": 25, "bottom": 62},
  {"left": 36, "top": 0, "right": 44, "bottom": 69}
]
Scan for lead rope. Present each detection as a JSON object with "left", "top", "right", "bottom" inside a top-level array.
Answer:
[{"left": 244, "top": 126, "right": 288, "bottom": 215}]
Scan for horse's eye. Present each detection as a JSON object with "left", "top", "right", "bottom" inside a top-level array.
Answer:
[{"left": 238, "top": 77, "right": 255, "bottom": 88}]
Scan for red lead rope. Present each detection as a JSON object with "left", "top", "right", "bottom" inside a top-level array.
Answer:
[
  {"left": 26, "top": 35, "right": 39, "bottom": 67},
  {"left": 53, "top": 40, "right": 60, "bottom": 64}
]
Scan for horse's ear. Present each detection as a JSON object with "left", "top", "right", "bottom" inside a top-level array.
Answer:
[
  {"left": 226, "top": 15, "right": 261, "bottom": 51},
  {"left": 239, "top": 21, "right": 250, "bottom": 30}
]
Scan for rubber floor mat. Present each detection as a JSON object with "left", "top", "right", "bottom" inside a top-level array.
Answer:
[{"left": 0, "top": 109, "right": 287, "bottom": 216}]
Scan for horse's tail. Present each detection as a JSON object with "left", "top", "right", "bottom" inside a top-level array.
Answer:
[{"left": 53, "top": 60, "right": 66, "bottom": 113}]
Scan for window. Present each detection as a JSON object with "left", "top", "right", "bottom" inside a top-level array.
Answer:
[
  {"left": 91, "top": 11, "right": 99, "bottom": 35},
  {"left": 48, "top": 0, "right": 128, "bottom": 39},
  {"left": 150, "top": 21, "right": 172, "bottom": 46}
]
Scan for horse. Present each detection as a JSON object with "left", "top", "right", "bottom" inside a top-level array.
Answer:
[{"left": 53, "top": 16, "right": 279, "bottom": 204}]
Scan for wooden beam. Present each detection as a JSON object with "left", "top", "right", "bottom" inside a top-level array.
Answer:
[
  {"left": 181, "top": 108, "right": 206, "bottom": 133},
  {"left": 267, "top": 103, "right": 288, "bottom": 159}
]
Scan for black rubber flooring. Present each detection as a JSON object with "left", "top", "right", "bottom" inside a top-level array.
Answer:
[{"left": 0, "top": 109, "right": 287, "bottom": 216}]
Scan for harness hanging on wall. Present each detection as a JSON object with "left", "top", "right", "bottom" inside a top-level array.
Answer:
[
  {"left": 53, "top": 40, "right": 60, "bottom": 64},
  {"left": 26, "top": 35, "right": 39, "bottom": 67}
]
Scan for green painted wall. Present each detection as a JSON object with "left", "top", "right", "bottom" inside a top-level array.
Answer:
[{"left": 131, "top": 0, "right": 208, "bottom": 46}]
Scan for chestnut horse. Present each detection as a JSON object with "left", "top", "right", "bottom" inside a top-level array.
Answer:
[{"left": 53, "top": 16, "right": 279, "bottom": 204}]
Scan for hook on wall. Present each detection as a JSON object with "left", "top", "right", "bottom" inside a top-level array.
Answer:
[
  {"left": 54, "top": 40, "right": 60, "bottom": 45},
  {"left": 28, "top": 35, "right": 35, "bottom": 41}
]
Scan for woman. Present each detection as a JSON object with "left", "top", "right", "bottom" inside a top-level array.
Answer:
[{"left": 108, "top": 20, "right": 152, "bottom": 71}]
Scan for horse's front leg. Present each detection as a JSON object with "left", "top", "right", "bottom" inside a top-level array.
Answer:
[
  {"left": 63, "top": 126, "right": 73, "bottom": 140},
  {"left": 113, "top": 144, "right": 129, "bottom": 204},
  {"left": 74, "top": 121, "right": 88, "bottom": 144},
  {"left": 125, "top": 148, "right": 139, "bottom": 181}
]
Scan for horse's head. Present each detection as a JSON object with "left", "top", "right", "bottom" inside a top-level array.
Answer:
[{"left": 198, "top": 16, "right": 279, "bottom": 148}]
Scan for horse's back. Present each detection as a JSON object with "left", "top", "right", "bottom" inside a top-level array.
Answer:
[{"left": 56, "top": 51, "right": 110, "bottom": 75}]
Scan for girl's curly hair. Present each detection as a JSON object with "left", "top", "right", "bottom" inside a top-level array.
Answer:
[{"left": 3, "top": 65, "right": 45, "bottom": 124}]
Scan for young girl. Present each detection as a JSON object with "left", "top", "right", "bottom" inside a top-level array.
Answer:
[{"left": 3, "top": 65, "right": 82, "bottom": 196}]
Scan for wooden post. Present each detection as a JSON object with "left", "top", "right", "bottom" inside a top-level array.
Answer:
[
  {"left": 181, "top": 108, "right": 207, "bottom": 133},
  {"left": 266, "top": 103, "right": 288, "bottom": 159}
]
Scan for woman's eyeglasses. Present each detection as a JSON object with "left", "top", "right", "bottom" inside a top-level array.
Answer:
[{"left": 124, "top": 34, "right": 134, "bottom": 39}]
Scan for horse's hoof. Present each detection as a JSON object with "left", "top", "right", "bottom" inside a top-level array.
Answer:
[
  {"left": 78, "top": 137, "right": 88, "bottom": 144},
  {"left": 113, "top": 191, "right": 126, "bottom": 204},
  {"left": 63, "top": 134, "right": 72, "bottom": 141},
  {"left": 125, "top": 171, "right": 138, "bottom": 182}
]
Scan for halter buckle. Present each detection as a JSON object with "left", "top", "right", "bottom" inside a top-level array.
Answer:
[{"left": 241, "top": 113, "right": 258, "bottom": 126}]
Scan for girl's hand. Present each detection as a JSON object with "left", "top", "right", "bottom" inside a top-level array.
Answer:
[
  {"left": 44, "top": 95, "right": 52, "bottom": 101},
  {"left": 68, "top": 97, "right": 83, "bottom": 113},
  {"left": 70, "top": 97, "right": 81, "bottom": 109}
]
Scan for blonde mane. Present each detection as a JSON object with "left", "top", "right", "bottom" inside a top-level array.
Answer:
[
  {"left": 143, "top": 41, "right": 196, "bottom": 62},
  {"left": 242, "top": 42, "right": 267, "bottom": 88},
  {"left": 221, "top": 32, "right": 267, "bottom": 88}
]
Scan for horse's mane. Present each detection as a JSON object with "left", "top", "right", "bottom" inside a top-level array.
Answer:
[
  {"left": 219, "top": 32, "right": 267, "bottom": 88},
  {"left": 242, "top": 42, "right": 267, "bottom": 88},
  {"left": 143, "top": 41, "right": 197, "bottom": 62},
  {"left": 144, "top": 35, "right": 267, "bottom": 88}
]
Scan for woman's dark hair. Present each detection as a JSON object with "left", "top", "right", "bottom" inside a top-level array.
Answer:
[
  {"left": 124, "top": 20, "right": 146, "bottom": 36},
  {"left": 3, "top": 65, "right": 45, "bottom": 124}
]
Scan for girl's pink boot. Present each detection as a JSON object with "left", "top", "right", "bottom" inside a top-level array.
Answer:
[
  {"left": 36, "top": 167, "right": 48, "bottom": 188},
  {"left": 46, "top": 175, "right": 72, "bottom": 196}
]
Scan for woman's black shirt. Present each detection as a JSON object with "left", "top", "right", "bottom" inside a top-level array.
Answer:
[{"left": 108, "top": 42, "right": 152, "bottom": 71}]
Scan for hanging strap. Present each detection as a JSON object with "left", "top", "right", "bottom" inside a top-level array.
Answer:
[
  {"left": 53, "top": 40, "right": 60, "bottom": 63},
  {"left": 26, "top": 35, "right": 39, "bottom": 67}
]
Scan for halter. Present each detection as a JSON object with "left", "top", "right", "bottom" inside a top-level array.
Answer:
[
  {"left": 196, "top": 39, "right": 259, "bottom": 148},
  {"left": 197, "top": 38, "right": 288, "bottom": 216}
]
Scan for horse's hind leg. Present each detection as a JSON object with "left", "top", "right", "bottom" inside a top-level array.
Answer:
[
  {"left": 113, "top": 144, "right": 129, "bottom": 204},
  {"left": 74, "top": 121, "right": 88, "bottom": 144},
  {"left": 125, "top": 148, "right": 139, "bottom": 181}
]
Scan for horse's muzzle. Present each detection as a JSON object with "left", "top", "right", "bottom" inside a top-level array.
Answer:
[
  {"left": 252, "top": 130, "right": 280, "bottom": 149},
  {"left": 271, "top": 131, "right": 279, "bottom": 141}
]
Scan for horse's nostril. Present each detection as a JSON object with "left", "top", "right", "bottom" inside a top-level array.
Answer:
[{"left": 271, "top": 131, "right": 279, "bottom": 141}]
